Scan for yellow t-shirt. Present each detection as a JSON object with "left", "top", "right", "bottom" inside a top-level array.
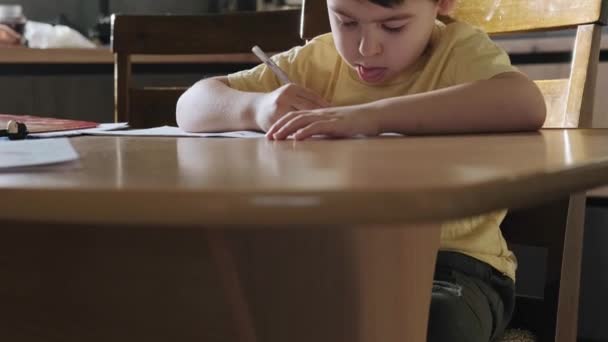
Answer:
[{"left": 228, "top": 20, "right": 518, "bottom": 280}]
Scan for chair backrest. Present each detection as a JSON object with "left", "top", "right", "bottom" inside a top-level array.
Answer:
[
  {"left": 300, "top": 0, "right": 606, "bottom": 340},
  {"left": 112, "top": 10, "right": 303, "bottom": 128}
]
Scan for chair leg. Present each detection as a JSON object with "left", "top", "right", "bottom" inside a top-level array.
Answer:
[{"left": 555, "top": 193, "right": 586, "bottom": 342}]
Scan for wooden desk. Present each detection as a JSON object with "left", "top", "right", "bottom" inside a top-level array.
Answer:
[
  {"left": 0, "top": 47, "right": 261, "bottom": 64},
  {"left": 2, "top": 130, "right": 608, "bottom": 342}
]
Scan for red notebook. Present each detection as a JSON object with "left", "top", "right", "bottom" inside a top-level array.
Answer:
[{"left": 0, "top": 114, "right": 99, "bottom": 133}]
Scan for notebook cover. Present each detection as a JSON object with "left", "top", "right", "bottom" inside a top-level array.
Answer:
[{"left": 0, "top": 114, "right": 99, "bottom": 133}]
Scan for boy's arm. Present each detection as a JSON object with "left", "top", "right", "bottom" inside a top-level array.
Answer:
[
  {"left": 375, "top": 72, "right": 546, "bottom": 135},
  {"left": 176, "top": 76, "right": 260, "bottom": 132},
  {"left": 176, "top": 76, "right": 330, "bottom": 133},
  {"left": 267, "top": 72, "right": 546, "bottom": 140}
]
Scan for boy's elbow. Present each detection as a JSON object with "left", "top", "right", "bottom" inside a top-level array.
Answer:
[
  {"left": 529, "top": 103, "right": 546, "bottom": 130},
  {"left": 523, "top": 81, "right": 547, "bottom": 130},
  {"left": 176, "top": 77, "right": 230, "bottom": 132},
  {"left": 175, "top": 79, "right": 213, "bottom": 132},
  {"left": 176, "top": 90, "right": 196, "bottom": 132},
  {"left": 506, "top": 73, "right": 546, "bottom": 130}
]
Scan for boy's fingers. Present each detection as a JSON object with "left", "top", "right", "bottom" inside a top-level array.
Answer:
[
  {"left": 293, "top": 120, "right": 339, "bottom": 140},
  {"left": 272, "top": 115, "right": 321, "bottom": 140},
  {"left": 266, "top": 111, "right": 299, "bottom": 139}
]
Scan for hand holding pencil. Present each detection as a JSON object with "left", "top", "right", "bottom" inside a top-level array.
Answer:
[{"left": 251, "top": 45, "right": 331, "bottom": 132}]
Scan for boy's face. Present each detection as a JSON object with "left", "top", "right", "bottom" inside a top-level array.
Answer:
[{"left": 327, "top": 0, "right": 441, "bottom": 84}]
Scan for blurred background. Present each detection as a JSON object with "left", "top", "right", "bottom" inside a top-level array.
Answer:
[{"left": 0, "top": 0, "right": 298, "bottom": 44}]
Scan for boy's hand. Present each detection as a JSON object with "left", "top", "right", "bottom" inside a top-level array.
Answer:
[
  {"left": 0, "top": 24, "right": 22, "bottom": 47},
  {"left": 255, "top": 83, "right": 330, "bottom": 131},
  {"left": 266, "top": 105, "right": 381, "bottom": 141}
]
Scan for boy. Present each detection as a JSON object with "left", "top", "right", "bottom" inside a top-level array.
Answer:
[{"left": 177, "top": 0, "right": 546, "bottom": 340}]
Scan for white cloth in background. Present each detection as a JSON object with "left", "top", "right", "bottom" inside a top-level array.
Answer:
[{"left": 24, "top": 21, "right": 96, "bottom": 48}]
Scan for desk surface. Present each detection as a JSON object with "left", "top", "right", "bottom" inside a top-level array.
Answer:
[
  {"left": 2, "top": 129, "right": 608, "bottom": 226},
  {"left": 0, "top": 47, "right": 261, "bottom": 64}
]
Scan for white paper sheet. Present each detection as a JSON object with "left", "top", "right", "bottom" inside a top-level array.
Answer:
[
  {"left": 29, "top": 122, "right": 129, "bottom": 138},
  {"left": 0, "top": 138, "right": 79, "bottom": 169},
  {"left": 85, "top": 125, "right": 265, "bottom": 138}
]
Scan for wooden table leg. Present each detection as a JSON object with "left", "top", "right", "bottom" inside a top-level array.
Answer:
[
  {"left": 351, "top": 223, "right": 441, "bottom": 342},
  {"left": 218, "top": 223, "right": 441, "bottom": 342}
]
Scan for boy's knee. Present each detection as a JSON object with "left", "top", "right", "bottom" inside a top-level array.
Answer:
[{"left": 427, "top": 289, "right": 488, "bottom": 342}]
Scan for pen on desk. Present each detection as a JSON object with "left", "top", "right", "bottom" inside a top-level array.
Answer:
[{"left": 251, "top": 45, "right": 291, "bottom": 85}]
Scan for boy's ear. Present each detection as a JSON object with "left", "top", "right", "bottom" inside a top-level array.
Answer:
[{"left": 436, "top": 0, "right": 457, "bottom": 16}]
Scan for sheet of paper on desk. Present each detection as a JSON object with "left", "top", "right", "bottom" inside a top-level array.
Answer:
[
  {"left": 0, "top": 138, "right": 79, "bottom": 169},
  {"left": 85, "top": 125, "right": 265, "bottom": 138},
  {"left": 30, "top": 122, "right": 129, "bottom": 138}
]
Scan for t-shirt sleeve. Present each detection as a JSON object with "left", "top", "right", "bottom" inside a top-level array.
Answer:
[
  {"left": 227, "top": 46, "right": 303, "bottom": 93},
  {"left": 442, "top": 23, "right": 519, "bottom": 86}
]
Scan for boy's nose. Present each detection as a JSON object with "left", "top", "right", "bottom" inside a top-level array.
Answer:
[{"left": 358, "top": 30, "right": 382, "bottom": 57}]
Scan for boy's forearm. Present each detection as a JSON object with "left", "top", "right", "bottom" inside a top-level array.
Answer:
[
  {"left": 176, "top": 77, "right": 260, "bottom": 132},
  {"left": 374, "top": 72, "right": 547, "bottom": 135}
]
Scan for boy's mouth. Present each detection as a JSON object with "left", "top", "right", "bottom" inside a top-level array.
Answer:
[{"left": 357, "top": 65, "right": 387, "bottom": 83}]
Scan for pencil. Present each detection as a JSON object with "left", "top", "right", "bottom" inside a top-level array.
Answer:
[{"left": 251, "top": 45, "right": 291, "bottom": 85}]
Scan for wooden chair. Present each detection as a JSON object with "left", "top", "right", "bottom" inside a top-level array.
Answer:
[
  {"left": 111, "top": 10, "right": 303, "bottom": 128},
  {"left": 301, "top": 0, "right": 606, "bottom": 341}
]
